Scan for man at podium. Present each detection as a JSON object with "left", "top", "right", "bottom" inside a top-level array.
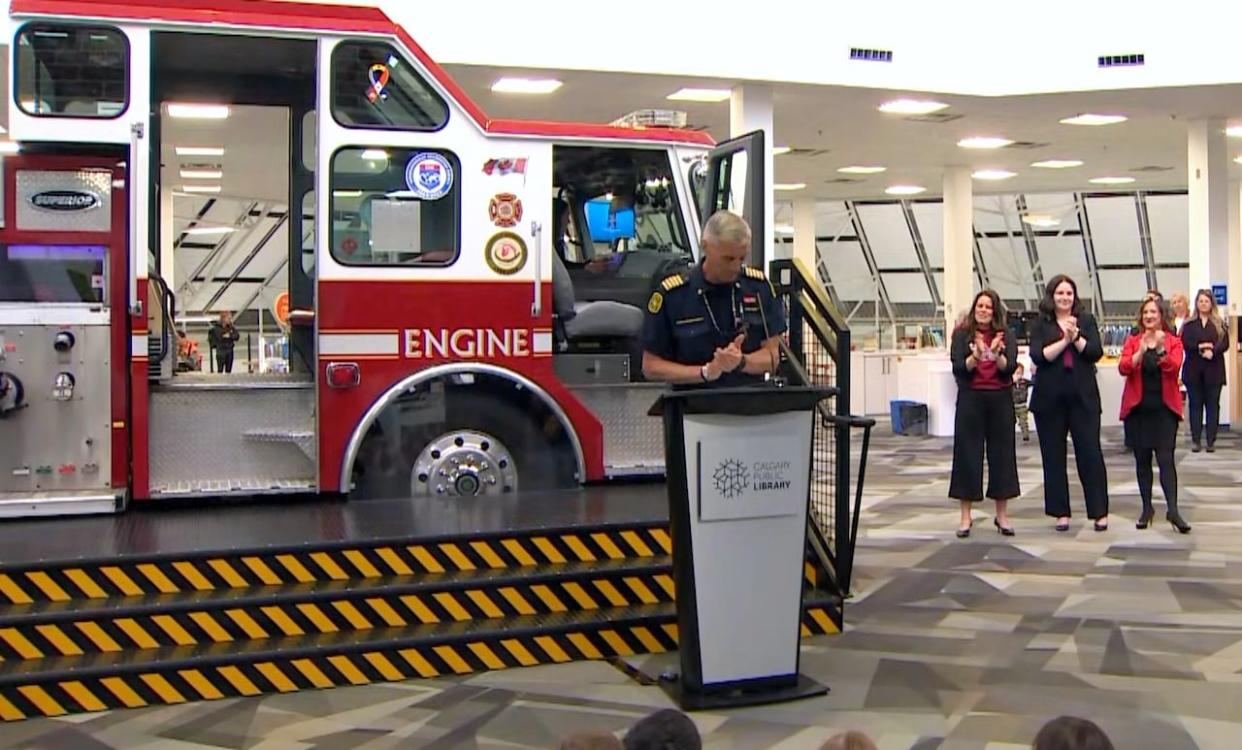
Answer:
[{"left": 641, "top": 211, "right": 786, "bottom": 386}]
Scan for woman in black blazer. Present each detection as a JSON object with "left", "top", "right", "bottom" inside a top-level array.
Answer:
[
  {"left": 1029, "top": 274, "right": 1110, "bottom": 531},
  {"left": 1180, "top": 289, "right": 1228, "bottom": 452},
  {"left": 949, "top": 289, "right": 1020, "bottom": 537}
]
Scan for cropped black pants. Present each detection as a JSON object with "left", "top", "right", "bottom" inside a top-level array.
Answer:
[{"left": 950, "top": 389, "right": 1020, "bottom": 502}]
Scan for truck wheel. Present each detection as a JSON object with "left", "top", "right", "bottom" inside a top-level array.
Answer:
[
  {"left": 411, "top": 428, "right": 520, "bottom": 496},
  {"left": 407, "top": 395, "right": 574, "bottom": 497}
]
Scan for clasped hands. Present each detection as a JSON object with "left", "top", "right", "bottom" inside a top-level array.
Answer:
[
  {"left": 703, "top": 333, "right": 746, "bottom": 381},
  {"left": 970, "top": 331, "right": 1005, "bottom": 362}
]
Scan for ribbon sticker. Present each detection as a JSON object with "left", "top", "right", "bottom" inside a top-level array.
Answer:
[{"left": 367, "top": 64, "right": 390, "bottom": 103}]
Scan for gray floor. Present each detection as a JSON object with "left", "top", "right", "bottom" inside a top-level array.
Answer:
[{"left": 4, "top": 425, "right": 1241, "bottom": 749}]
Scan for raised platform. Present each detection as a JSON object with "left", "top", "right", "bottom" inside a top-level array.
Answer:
[{"left": 0, "top": 483, "right": 840, "bottom": 722}]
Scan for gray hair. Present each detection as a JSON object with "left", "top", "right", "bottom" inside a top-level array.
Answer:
[{"left": 702, "top": 210, "right": 751, "bottom": 247}]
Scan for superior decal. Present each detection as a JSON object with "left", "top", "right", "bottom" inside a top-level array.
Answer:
[{"left": 404, "top": 328, "right": 531, "bottom": 359}]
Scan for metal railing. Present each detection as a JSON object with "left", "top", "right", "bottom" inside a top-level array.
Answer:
[{"left": 770, "top": 257, "right": 875, "bottom": 598}]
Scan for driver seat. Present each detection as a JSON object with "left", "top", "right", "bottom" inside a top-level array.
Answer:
[{"left": 551, "top": 251, "right": 644, "bottom": 342}]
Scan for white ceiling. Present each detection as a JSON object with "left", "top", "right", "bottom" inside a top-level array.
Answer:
[
  {"left": 443, "top": 63, "right": 1242, "bottom": 201},
  {"left": 160, "top": 104, "right": 289, "bottom": 205}
]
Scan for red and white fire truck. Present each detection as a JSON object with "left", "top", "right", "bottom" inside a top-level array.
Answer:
[{"left": 0, "top": 0, "right": 769, "bottom": 516}]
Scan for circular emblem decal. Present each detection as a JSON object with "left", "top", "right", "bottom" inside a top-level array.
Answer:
[
  {"left": 485, "top": 232, "right": 528, "bottom": 276},
  {"left": 488, "top": 193, "right": 523, "bottom": 228},
  {"left": 404, "top": 152, "right": 454, "bottom": 200},
  {"left": 648, "top": 292, "right": 663, "bottom": 314}
]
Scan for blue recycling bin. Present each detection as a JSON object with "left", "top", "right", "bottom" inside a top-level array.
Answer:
[{"left": 890, "top": 400, "right": 927, "bottom": 436}]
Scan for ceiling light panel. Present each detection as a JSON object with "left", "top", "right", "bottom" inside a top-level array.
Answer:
[
  {"left": 774, "top": 183, "right": 807, "bottom": 191},
  {"left": 972, "top": 169, "right": 1017, "bottom": 180},
  {"left": 491, "top": 77, "right": 563, "bottom": 94},
  {"left": 175, "top": 146, "right": 225, "bottom": 157},
  {"left": 1031, "top": 159, "right": 1084, "bottom": 169},
  {"left": 958, "top": 136, "right": 1014, "bottom": 149},
  {"left": 179, "top": 169, "right": 223, "bottom": 179},
  {"left": 1088, "top": 176, "right": 1135, "bottom": 185},
  {"left": 181, "top": 185, "right": 222, "bottom": 193},
  {"left": 666, "top": 87, "right": 732, "bottom": 102},
  {"left": 772, "top": 146, "right": 792, "bottom": 156},
  {"left": 838, "top": 165, "right": 886, "bottom": 174},
  {"left": 885, "top": 185, "right": 926, "bottom": 195},
  {"left": 167, "top": 103, "right": 230, "bottom": 119},
  {"left": 878, "top": 99, "right": 948, "bottom": 115},
  {"left": 1059, "top": 113, "right": 1127, "bottom": 126}
]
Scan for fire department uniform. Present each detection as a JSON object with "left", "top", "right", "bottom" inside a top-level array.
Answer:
[{"left": 642, "top": 264, "right": 787, "bottom": 387}]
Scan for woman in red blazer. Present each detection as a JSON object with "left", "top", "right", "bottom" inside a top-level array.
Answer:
[{"left": 1119, "top": 298, "right": 1190, "bottom": 532}]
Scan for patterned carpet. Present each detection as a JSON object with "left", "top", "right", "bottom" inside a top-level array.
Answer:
[{"left": 4, "top": 425, "right": 1240, "bottom": 749}]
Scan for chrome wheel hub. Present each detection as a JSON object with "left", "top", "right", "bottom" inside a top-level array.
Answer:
[{"left": 411, "top": 430, "right": 518, "bottom": 496}]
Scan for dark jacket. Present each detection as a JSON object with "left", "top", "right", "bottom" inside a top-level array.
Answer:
[
  {"left": 950, "top": 326, "right": 1018, "bottom": 390},
  {"left": 1180, "top": 317, "right": 1227, "bottom": 388},
  {"left": 1029, "top": 312, "right": 1104, "bottom": 414},
  {"left": 208, "top": 322, "right": 239, "bottom": 353}
]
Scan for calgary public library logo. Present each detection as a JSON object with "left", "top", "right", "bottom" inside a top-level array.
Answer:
[{"left": 712, "top": 458, "right": 749, "bottom": 499}]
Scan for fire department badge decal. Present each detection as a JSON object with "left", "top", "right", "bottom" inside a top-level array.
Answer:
[
  {"left": 485, "top": 231, "right": 528, "bottom": 275},
  {"left": 405, "top": 152, "right": 454, "bottom": 200},
  {"left": 648, "top": 292, "right": 663, "bottom": 314},
  {"left": 488, "top": 193, "right": 523, "bottom": 228}
]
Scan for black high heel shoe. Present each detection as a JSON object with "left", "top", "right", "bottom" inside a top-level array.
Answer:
[
  {"left": 1167, "top": 512, "right": 1191, "bottom": 534},
  {"left": 993, "top": 518, "right": 1015, "bottom": 536},
  {"left": 956, "top": 522, "right": 972, "bottom": 538},
  {"left": 1093, "top": 518, "right": 1109, "bottom": 532},
  {"left": 1136, "top": 508, "right": 1154, "bottom": 530}
]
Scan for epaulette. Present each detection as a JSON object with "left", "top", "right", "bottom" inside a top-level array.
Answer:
[
  {"left": 660, "top": 273, "right": 687, "bottom": 291},
  {"left": 744, "top": 267, "right": 766, "bottom": 280}
]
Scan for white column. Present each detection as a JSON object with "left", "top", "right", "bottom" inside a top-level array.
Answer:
[
  {"left": 792, "top": 198, "right": 817, "bottom": 271},
  {"left": 1228, "top": 182, "right": 1242, "bottom": 423},
  {"left": 1187, "top": 118, "right": 1229, "bottom": 294},
  {"left": 730, "top": 84, "right": 774, "bottom": 266},
  {"left": 942, "top": 167, "right": 974, "bottom": 333},
  {"left": 159, "top": 189, "right": 175, "bottom": 291}
]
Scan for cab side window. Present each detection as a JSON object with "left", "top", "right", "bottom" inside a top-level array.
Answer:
[
  {"left": 330, "top": 147, "right": 460, "bottom": 267},
  {"left": 15, "top": 24, "right": 128, "bottom": 118},
  {"left": 331, "top": 42, "right": 448, "bottom": 131}
]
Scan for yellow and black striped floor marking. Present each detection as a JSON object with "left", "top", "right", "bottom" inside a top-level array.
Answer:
[
  {"left": 0, "top": 525, "right": 674, "bottom": 605},
  {"left": 0, "top": 569, "right": 681, "bottom": 659},
  {"left": 0, "top": 606, "right": 839, "bottom": 721}
]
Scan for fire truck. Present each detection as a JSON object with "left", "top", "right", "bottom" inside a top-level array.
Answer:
[{"left": 0, "top": 0, "right": 771, "bottom": 517}]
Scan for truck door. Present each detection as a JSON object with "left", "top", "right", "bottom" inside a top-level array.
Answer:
[{"left": 699, "top": 130, "right": 766, "bottom": 267}]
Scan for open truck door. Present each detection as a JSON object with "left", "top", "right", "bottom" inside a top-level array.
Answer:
[{"left": 699, "top": 129, "right": 765, "bottom": 266}]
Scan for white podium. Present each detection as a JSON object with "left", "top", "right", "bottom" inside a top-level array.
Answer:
[{"left": 652, "top": 385, "right": 831, "bottom": 710}]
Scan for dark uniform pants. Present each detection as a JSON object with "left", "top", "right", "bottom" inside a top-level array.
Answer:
[
  {"left": 950, "top": 389, "right": 1019, "bottom": 501},
  {"left": 1034, "top": 398, "right": 1110, "bottom": 519},
  {"left": 216, "top": 349, "right": 234, "bottom": 374},
  {"left": 1186, "top": 380, "right": 1222, "bottom": 446}
]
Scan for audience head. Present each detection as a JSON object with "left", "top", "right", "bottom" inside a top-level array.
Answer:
[
  {"left": 1136, "top": 297, "right": 1170, "bottom": 333},
  {"left": 560, "top": 729, "right": 624, "bottom": 750},
  {"left": 820, "top": 729, "right": 879, "bottom": 750},
  {"left": 1169, "top": 292, "right": 1189, "bottom": 318},
  {"left": 1039, "top": 274, "right": 1084, "bottom": 320},
  {"left": 959, "top": 289, "right": 1006, "bottom": 335},
  {"left": 623, "top": 709, "right": 701, "bottom": 750},
  {"left": 1143, "top": 288, "right": 1164, "bottom": 304},
  {"left": 1031, "top": 716, "right": 1114, "bottom": 750},
  {"left": 1014, "top": 362, "right": 1025, "bottom": 377}
]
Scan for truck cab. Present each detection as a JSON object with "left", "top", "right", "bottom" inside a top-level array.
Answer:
[{"left": 0, "top": 0, "right": 766, "bottom": 517}]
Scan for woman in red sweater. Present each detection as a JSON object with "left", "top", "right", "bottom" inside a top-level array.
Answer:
[{"left": 1119, "top": 298, "right": 1190, "bottom": 532}]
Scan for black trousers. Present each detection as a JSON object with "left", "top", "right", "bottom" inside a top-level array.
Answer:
[
  {"left": 1185, "top": 380, "right": 1222, "bottom": 446},
  {"left": 1034, "top": 399, "right": 1110, "bottom": 519},
  {"left": 216, "top": 349, "right": 234, "bottom": 374},
  {"left": 1134, "top": 447, "right": 1177, "bottom": 511},
  {"left": 950, "top": 389, "right": 1019, "bottom": 501}
]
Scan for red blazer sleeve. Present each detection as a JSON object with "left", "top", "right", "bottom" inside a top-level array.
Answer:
[{"left": 1118, "top": 335, "right": 1142, "bottom": 376}]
